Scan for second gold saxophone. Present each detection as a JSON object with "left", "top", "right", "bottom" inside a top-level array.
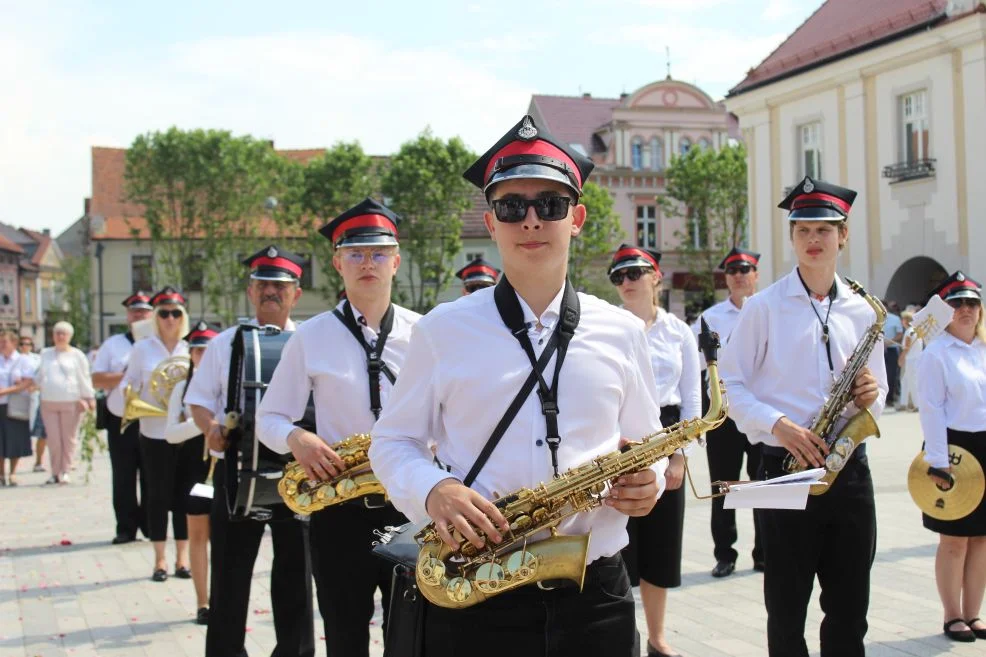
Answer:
[
  {"left": 278, "top": 433, "right": 385, "bottom": 515},
  {"left": 413, "top": 320, "right": 728, "bottom": 609}
]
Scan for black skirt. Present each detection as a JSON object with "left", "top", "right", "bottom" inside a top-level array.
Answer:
[
  {"left": 621, "top": 405, "right": 685, "bottom": 588},
  {"left": 181, "top": 434, "right": 213, "bottom": 516},
  {"left": 922, "top": 428, "right": 986, "bottom": 537}
]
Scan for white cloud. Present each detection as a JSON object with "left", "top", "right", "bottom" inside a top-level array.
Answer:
[{"left": 762, "top": 0, "right": 803, "bottom": 21}]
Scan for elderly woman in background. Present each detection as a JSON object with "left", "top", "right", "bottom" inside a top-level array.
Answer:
[
  {"left": 33, "top": 322, "right": 96, "bottom": 484},
  {"left": 0, "top": 329, "right": 35, "bottom": 486}
]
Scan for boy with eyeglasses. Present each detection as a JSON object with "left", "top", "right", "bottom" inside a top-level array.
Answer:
[
  {"left": 369, "top": 115, "right": 667, "bottom": 657},
  {"left": 693, "top": 247, "right": 765, "bottom": 578},
  {"left": 257, "top": 198, "right": 420, "bottom": 657}
]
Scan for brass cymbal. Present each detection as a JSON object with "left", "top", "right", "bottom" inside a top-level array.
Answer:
[{"left": 908, "top": 446, "right": 985, "bottom": 521}]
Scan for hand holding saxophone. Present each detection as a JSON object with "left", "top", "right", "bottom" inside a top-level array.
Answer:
[
  {"left": 606, "top": 447, "right": 661, "bottom": 516},
  {"left": 425, "top": 479, "right": 510, "bottom": 551},
  {"left": 286, "top": 428, "right": 346, "bottom": 482},
  {"left": 772, "top": 417, "right": 828, "bottom": 469},
  {"left": 851, "top": 367, "right": 879, "bottom": 409}
]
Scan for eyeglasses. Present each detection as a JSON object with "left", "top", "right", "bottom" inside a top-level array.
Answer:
[
  {"left": 18, "top": 342, "right": 32, "bottom": 347},
  {"left": 725, "top": 265, "right": 755, "bottom": 275},
  {"left": 157, "top": 309, "right": 183, "bottom": 319},
  {"left": 609, "top": 267, "right": 648, "bottom": 286},
  {"left": 341, "top": 250, "right": 394, "bottom": 266},
  {"left": 490, "top": 196, "right": 574, "bottom": 223},
  {"left": 947, "top": 298, "right": 981, "bottom": 309}
]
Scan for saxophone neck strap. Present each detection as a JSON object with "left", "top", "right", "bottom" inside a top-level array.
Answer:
[{"left": 333, "top": 301, "right": 397, "bottom": 420}]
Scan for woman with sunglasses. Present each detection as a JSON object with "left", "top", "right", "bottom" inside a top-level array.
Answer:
[
  {"left": 609, "top": 244, "right": 700, "bottom": 657},
  {"left": 123, "top": 286, "right": 192, "bottom": 582},
  {"left": 917, "top": 271, "right": 986, "bottom": 642}
]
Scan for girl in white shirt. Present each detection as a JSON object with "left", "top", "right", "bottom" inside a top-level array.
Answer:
[
  {"left": 898, "top": 310, "right": 923, "bottom": 411},
  {"left": 917, "top": 271, "right": 986, "bottom": 642},
  {"left": 123, "top": 286, "right": 191, "bottom": 583},
  {"left": 34, "top": 321, "right": 95, "bottom": 484},
  {"left": 608, "top": 244, "right": 700, "bottom": 657}
]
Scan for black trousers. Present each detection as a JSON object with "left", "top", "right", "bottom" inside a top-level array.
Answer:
[
  {"left": 139, "top": 435, "right": 199, "bottom": 541},
  {"left": 206, "top": 465, "right": 315, "bottom": 657},
  {"left": 759, "top": 452, "right": 876, "bottom": 657},
  {"left": 423, "top": 554, "right": 639, "bottom": 657},
  {"left": 707, "top": 418, "right": 763, "bottom": 564},
  {"left": 884, "top": 348, "right": 900, "bottom": 405},
  {"left": 310, "top": 502, "right": 407, "bottom": 657},
  {"left": 106, "top": 412, "right": 147, "bottom": 539}
]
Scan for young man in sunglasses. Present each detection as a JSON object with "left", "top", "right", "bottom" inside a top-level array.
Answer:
[
  {"left": 185, "top": 246, "right": 316, "bottom": 657},
  {"left": 720, "top": 177, "right": 886, "bottom": 657},
  {"left": 693, "top": 247, "right": 765, "bottom": 579},
  {"left": 455, "top": 256, "right": 500, "bottom": 294},
  {"left": 256, "top": 199, "right": 420, "bottom": 657},
  {"left": 369, "top": 115, "right": 667, "bottom": 657}
]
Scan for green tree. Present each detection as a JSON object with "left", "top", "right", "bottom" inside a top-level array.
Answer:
[
  {"left": 659, "top": 142, "right": 748, "bottom": 313},
  {"left": 290, "top": 142, "right": 378, "bottom": 301},
  {"left": 569, "top": 182, "right": 625, "bottom": 302},
  {"left": 59, "top": 255, "right": 93, "bottom": 349},
  {"left": 381, "top": 129, "right": 475, "bottom": 313}
]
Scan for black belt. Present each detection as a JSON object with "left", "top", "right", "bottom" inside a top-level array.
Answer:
[
  {"left": 338, "top": 493, "right": 389, "bottom": 510},
  {"left": 760, "top": 443, "right": 867, "bottom": 459}
]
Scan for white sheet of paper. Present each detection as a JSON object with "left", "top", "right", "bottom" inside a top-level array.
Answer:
[
  {"left": 723, "top": 468, "right": 827, "bottom": 510},
  {"left": 912, "top": 295, "right": 954, "bottom": 342},
  {"left": 190, "top": 483, "right": 214, "bottom": 499}
]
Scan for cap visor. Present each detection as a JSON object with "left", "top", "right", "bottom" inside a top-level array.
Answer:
[
  {"left": 788, "top": 208, "right": 846, "bottom": 221},
  {"left": 484, "top": 164, "right": 580, "bottom": 197},
  {"left": 127, "top": 303, "right": 153, "bottom": 310},
  {"left": 335, "top": 235, "right": 399, "bottom": 248},
  {"left": 464, "top": 274, "right": 496, "bottom": 285},
  {"left": 608, "top": 259, "right": 656, "bottom": 275},
  {"left": 250, "top": 271, "right": 299, "bottom": 282},
  {"left": 944, "top": 289, "right": 982, "bottom": 302}
]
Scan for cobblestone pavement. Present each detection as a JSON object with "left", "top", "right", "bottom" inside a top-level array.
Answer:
[{"left": 0, "top": 412, "right": 981, "bottom": 656}]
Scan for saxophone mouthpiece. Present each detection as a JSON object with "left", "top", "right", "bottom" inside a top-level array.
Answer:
[{"left": 699, "top": 318, "right": 721, "bottom": 364}]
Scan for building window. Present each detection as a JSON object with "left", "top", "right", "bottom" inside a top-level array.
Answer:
[
  {"left": 679, "top": 137, "right": 692, "bottom": 156},
  {"left": 698, "top": 137, "right": 712, "bottom": 150},
  {"left": 651, "top": 137, "right": 664, "bottom": 171},
  {"left": 465, "top": 251, "right": 485, "bottom": 263},
  {"left": 799, "top": 122, "right": 822, "bottom": 180},
  {"left": 24, "top": 287, "right": 32, "bottom": 314},
  {"left": 631, "top": 138, "right": 643, "bottom": 170},
  {"left": 900, "top": 90, "right": 929, "bottom": 163},
  {"left": 131, "top": 255, "right": 153, "bottom": 292},
  {"left": 185, "top": 255, "right": 205, "bottom": 292},
  {"left": 689, "top": 211, "right": 708, "bottom": 249},
  {"left": 636, "top": 205, "right": 657, "bottom": 249},
  {"left": 298, "top": 253, "right": 314, "bottom": 290}
]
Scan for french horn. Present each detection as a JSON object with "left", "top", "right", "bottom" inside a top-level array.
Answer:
[{"left": 121, "top": 355, "right": 190, "bottom": 431}]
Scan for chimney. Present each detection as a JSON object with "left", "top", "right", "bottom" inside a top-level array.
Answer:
[
  {"left": 620, "top": 92, "right": 629, "bottom": 102},
  {"left": 582, "top": 92, "right": 592, "bottom": 99},
  {"left": 84, "top": 198, "right": 91, "bottom": 215},
  {"left": 43, "top": 228, "right": 51, "bottom": 236}
]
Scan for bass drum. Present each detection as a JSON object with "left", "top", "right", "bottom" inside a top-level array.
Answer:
[{"left": 225, "top": 325, "right": 315, "bottom": 521}]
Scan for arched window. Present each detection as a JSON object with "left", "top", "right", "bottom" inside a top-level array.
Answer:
[
  {"left": 651, "top": 137, "right": 664, "bottom": 171},
  {"left": 698, "top": 137, "right": 712, "bottom": 150},
  {"left": 679, "top": 137, "right": 692, "bottom": 156},
  {"left": 631, "top": 138, "right": 643, "bottom": 170}
]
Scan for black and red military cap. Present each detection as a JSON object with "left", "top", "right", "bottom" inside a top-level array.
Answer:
[
  {"left": 151, "top": 286, "right": 186, "bottom": 307},
  {"left": 931, "top": 271, "right": 982, "bottom": 302},
  {"left": 778, "top": 176, "right": 857, "bottom": 221},
  {"left": 184, "top": 320, "right": 220, "bottom": 347},
  {"left": 463, "top": 115, "right": 595, "bottom": 199},
  {"left": 607, "top": 244, "right": 661, "bottom": 275},
  {"left": 456, "top": 257, "right": 500, "bottom": 289},
  {"left": 718, "top": 247, "right": 761, "bottom": 270},
  {"left": 242, "top": 245, "right": 306, "bottom": 282},
  {"left": 319, "top": 197, "right": 400, "bottom": 248},
  {"left": 122, "top": 291, "right": 153, "bottom": 310}
]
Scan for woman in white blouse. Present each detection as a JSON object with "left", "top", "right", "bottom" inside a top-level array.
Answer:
[
  {"left": 123, "top": 287, "right": 191, "bottom": 583},
  {"left": 164, "top": 321, "right": 218, "bottom": 625},
  {"left": 609, "top": 244, "right": 701, "bottom": 657},
  {"left": 898, "top": 310, "right": 923, "bottom": 411},
  {"left": 917, "top": 271, "right": 986, "bottom": 642},
  {"left": 34, "top": 322, "right": 95, "bottom": 484}
]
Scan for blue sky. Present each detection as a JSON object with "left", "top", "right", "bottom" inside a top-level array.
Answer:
[{"left": 4, "top": 0, "right": 821, "bottom": 235}]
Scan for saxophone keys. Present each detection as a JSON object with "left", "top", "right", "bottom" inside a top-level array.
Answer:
[
  {"left": 336, "top": 478, "right": 357, "bottom": 497},
  {"left": 504, "top": 550, "right": 537, "bottom": 580},
  {"left": 445, "top": 576, "right": 473, "bottom": 603},
  {"left": 474, "top": 562, "right": 505, "bottom": 592},
  {"left": 418, "top": 557, "right": 446, "bottom": 585},
  {"left": 294, "top": 491, "right": 313, "bottom": 510}
]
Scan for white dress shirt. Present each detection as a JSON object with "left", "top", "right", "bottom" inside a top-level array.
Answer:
[
  {"left": 257, "top": 303, "right": 420, "bottom": 454},
  {"left": 694, "top": 297, "right": 743, "bottom": 371},
  {"left": 719, "top": 268, "right": 888, "bottom": 447},
  {"left": 917, "top": 334, "right": 986, "bottom": 468},
  {"left": 368, "top": 285, "right": 667, "bottom": 565},
  {"left": 185, "top": 319, "right": 297, "bottom": 459},
  {"left": 91, "top": 332, "right": 135, "bottom": 417},
  {"left": 648, "top": 307, "right": 701, "bottom": 420},
  {"left": 164, "top": 379, "right": 202, "bottom": 445},
  {"left": 0, "top": 351, "right": 27, "bottom": 404},
  {"left": 34, "top": 348, "right": 96, "bottom": 402},
  {"left": 123, "top": 336, "right": 189, "bottom": 439}
]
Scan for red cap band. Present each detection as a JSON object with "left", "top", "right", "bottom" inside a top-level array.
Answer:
[
  {"left": 939, "top": 280, "right": 979, "bottom": 298},
  {"left": 614, "top": 247, "right": 659, "bottom": 271},
  {"left": 484, "top": 139, "right": 582, "bottom": 188},
  {"left": 462, "top": 265, "right": 498, "bottom": 280},
  {"left": 188, "top": 329, "right": 218, "bottom": 341},
  {"left": 725, "top": 253, "right": 758, "bottom": 266},
  {"left": 792, "top": 192, "right": 851, "bottom": 215},
  {"left": 251, "top": 256, "right": 302, "bottom": 278},
  {"left": 332, "top": 214, "right": 397, "bottom": 244},
  {"left": 153, "top": 292, "right": 184, "bottom": 306}
]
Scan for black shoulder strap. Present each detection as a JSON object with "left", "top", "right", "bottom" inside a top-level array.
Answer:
[
  {"left": 124, "top": 331, "right": 135, "bottom": 345},
  {"left": 463, "top": 277, "right": 580, "bottom": 485},
  {"left": 332, "top": 301, "right": 397, "bottom": 420}
]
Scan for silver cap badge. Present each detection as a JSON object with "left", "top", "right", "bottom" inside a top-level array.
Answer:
[
  {"left": 517, "top": 116, "right": 538, "bottom": 141},
  {"left": 267, "top": 246, "right": 278, "bottom": 258},
  {"left": 803, "top": 179, "right": 814, "bottom": 193}
]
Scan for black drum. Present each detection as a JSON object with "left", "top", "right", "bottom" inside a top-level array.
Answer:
[{"left": 224, "top": 325, "right": 315, "bottom": 521}]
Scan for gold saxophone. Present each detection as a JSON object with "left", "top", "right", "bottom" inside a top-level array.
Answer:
[
  {"left": 278, "top": 433, "right": 386, "bottom": 515},
  {"left": 782, "top": 278, "right": 887, "bottom": 494},
  {"left": 413, "top": 321, "right": 727, "bottom": 609}
]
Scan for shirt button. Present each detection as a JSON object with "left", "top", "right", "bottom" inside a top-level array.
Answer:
[
  {"left": 536, "top": 439, "right": 544, "bottom": 447},
  {"left": 538, "top": 338, "right": 544, "bottom": 345}
]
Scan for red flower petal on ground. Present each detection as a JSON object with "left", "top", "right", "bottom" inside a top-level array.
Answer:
[{"left": 59, "top": 540, "right": 72, "bottom": 546}]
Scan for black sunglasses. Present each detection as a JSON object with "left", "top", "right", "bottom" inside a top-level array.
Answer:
[
  {"left": 725, "top": 265, "right": 755, "bottom": 275},
  {"left": 157, "top": 309, "right": 183, "bottom": 319},
  {"left": 947, "top": 298, "right": 981, "bottom": 309},
  {"left": 491, "top": 196, "right": 574, "bottom": 223},
  {"left": 610, "top": 267, "right": 648, "bottom": 286}
]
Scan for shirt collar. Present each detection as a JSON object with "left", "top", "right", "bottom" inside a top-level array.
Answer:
[
  {"left": 942, "top": 332, "right": 984, "bottom": 350},
  {"left": 250, "top": 317, "right": 296, "bottom": 332},
  {"left": 515, "top": 284, "right": 565, "bottom": 331},
  {"left": 783, "top": 266, "right": 851, "bottom": 301}
]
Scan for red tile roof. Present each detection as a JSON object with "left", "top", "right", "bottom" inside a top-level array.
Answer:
[
  {"left": 529, "top": 94, "right": 623, "bottom": 154},
  {"left": 729, "top": 0, "right": 950, "bottom": 96},
  {"left": 21, "top": 229, "right": 52, "bottom": 266},
  {"left": 0, "top": 233, "right": 24, "bottom": 254}
]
